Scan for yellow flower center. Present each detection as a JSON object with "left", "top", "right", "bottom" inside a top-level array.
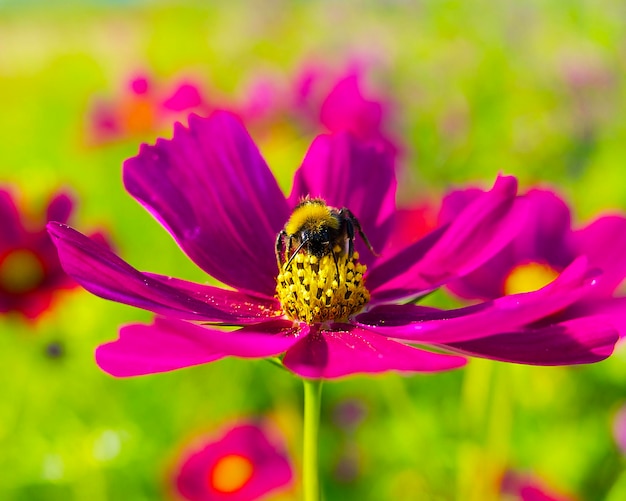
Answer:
[
  {"left": 0, "top": 249, "right": 45, "bottom": 294},
  {"left": 503, "top": 261, "right": 559, "bottom": 295},
  {"left": 276, "top": 248, "right": 370, "bottom": 324},
  {"left": 209, "top": 454, "right": 254, "bottom": 493}
]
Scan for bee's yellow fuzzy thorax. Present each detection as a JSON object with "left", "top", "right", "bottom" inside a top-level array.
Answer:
[
  {"left": 276, "top": 248, "right": 370, "bottom": 324},
  {"left": 285, "top": 202, "right": 339, "bottom": 235}
]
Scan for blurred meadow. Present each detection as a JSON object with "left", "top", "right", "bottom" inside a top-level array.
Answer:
[{"left": 2, "top": 0, "right": 626, "bottom": 500}]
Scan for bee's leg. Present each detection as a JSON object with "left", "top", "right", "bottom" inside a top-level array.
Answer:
[
  {"left": 275, "top": 230, "right": 287, "bottom": 270},
  {"left": 345, "top": 218, "right": 355, "bottom": 257},
  {"left": 339, "top": 208, "right": 379, "bottom": 257},
  {"left": 332, "top": 249, "right": 341, "bottom": 284}
]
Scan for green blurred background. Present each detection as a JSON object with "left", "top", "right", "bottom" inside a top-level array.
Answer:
[{"left": 2, "top": 0, "right": 626, "bottom": 499}]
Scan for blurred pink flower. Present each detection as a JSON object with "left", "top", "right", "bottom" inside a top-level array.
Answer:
[
  {"left": 174, "top": 422, "right": 293, "bottom": 501},
  {"left": 0, "top": 188, "right": 89, "bottom": 319},
  {"left": 87, "top": 73, "right": 210, "bottom": 145},
  {"left": 47, "top": 112, "right": 617, "bottom": 379},
  {"left": 237, "top": 63, "right": 398, "bottom": 153}
]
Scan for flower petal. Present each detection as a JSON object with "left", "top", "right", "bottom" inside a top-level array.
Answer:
[
  {"left": 515, "top": 189, "right": 573, "bottom": 264},
  {"left": 319, "top": 73, "right": 383, "bottom": 140},
  {"left": 47, "top": 222, "right": 281, "bottom": 323},
  {"left": 366, "top": 175, "right": 526, "bottom": 303},
  {"left": 123, "top": 111, "right": 289, "bottom": 296},
  {"left": 0, "top": 188, "right": 23, "bottom": 249},
  {"left": 357, "top": 256, "right": 596, "bottom": 343},
  {"left": 152, "top": 318, "right": 305, "bottom": 358},
  {"left": 288, "top": 132, "right": 396, "bottom": 265},
  {"left": 143, "top": 273, "right": 282, "bottom": 322},
  {"left": 437, "top": 187, "right": 484, "bottom": 224},
  {"left": 282, "top": 324, "right": 466, "bottom": 379},
  {"left": 97, "top": 317, "right": 303, "bottom": 377},
  {"left": 96, "top": 319, "right": 226, "bottom": 377},
  {"left": 444, "top": 188, "right": 574, "bottom": 300},
  {"left": 439, "top": 317, "right": 617, "bottom": 365},
  {"left": 46, "top": 192, "right": 74, "bottom": 224},
  {"left": 384, "top": 204, "right": 438, "bottom": 254},
  {"left": 573, "top": 215, "right": 626, "bottom": 297},
  {"left": 160, "top": 82, "right": 204, "bottom": 112},
  {"left": 565, "top": 297, "right": 626, "bottom": 338},
  {"left": 202, "top": 320, "right": 305, "bottom": 358}
]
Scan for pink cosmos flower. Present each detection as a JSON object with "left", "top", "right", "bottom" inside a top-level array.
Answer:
[
  {"left": 173, "top": 422, "right": 293, "bottom": 501},
  {"left": 0, "top": 188, "right": 78, "bottom": 319},
  {"left": 439, "top": 187, "right": 626, "bottom": 338},
  {"left": 47, "top": 111, "right": 617, "bottom": 379},
  {"left": 87, "top": 73, "right": 209, "bottom": 144}
]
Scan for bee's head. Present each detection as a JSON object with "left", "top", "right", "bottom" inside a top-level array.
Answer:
[{"left": 301, "top": 226, "right": 331, "bottom": 258}]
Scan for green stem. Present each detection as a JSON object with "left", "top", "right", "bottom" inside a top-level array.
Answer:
[{"left": 302, "top": 378, "right": 323, "bottom": 501}]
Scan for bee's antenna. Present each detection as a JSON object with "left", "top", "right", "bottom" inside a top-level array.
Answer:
[
  {"left": 275, "top": 230, "right": 287, "bottom": 270},
  {"left": 285, "top": 237, "right": 309, "bottom": 271}
]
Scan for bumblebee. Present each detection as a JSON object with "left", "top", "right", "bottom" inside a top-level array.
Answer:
[{"left": 275, "top": 198, "right": 377, "bottom": 276}]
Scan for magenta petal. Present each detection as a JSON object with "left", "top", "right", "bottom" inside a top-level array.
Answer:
[
  {"left": 367, "top": 175, "right": 526, "bottom": 302},
  {"left": 573, "top": 215, "right": 626, "bottom": 296},
  {"left": 158, "top": 318, "right": 305, "bottom": 358},
  {"left": 46, "top": 192, "right": 74, "bottom": 224},
  {"left": 319, "top": 73, "right": 383, "bottom": 140},
  {"left": 123, "top": 111, "right": 289, "bottom": 296},
  {"left": 443, "top": 248, "right": 515, "bottom": 300},
  {"left": 130, "top": 75, "right": 151, "bottom": 95},
  {"left": 513, "top": 189, "right": 573, "bottom": 265},
  {"left": 444, "top": 188, "right": 575, "bottom": 300},
  {"left": 288, "top": 132, "right": 396, "bottom": 265},
  {"left": 282, "top": 324, "right": 466, "bottom": 379},
  {"left": 96, "top": 319, "right": 226, "bottom": 377},
  {"left": 568, "top": 297, "right": 626, "bottom": 338},
  {"left": 161, "top": 82, "right": 204, "bottom": 112},
  {"left": 440, "top": 317, "right": 617, "bottom": 365},
  {"left": 143, "top": 273, "right": 282, "bottom": 322},
  {"left": 97, "top": 318, "right": 303, "bottom": 377},
  {"left": 0, "top": 188, "right": 23, "bottom": 248},
  {"left": 47, "top": 222, "right": 281, "bottom": 323},
  {"left": 357, "top": 256, "right": 596, "bottom": 343},
  {"left": 437, "top": 187, "right": 484, "bottom": 224}
]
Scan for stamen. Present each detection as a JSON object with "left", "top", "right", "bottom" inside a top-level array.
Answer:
[{"left": 276, "top": 251, "right": 370, "bottom": 324}]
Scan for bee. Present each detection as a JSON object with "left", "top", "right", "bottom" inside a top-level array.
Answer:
[{"left": 275, "top": 198, "right": 377, "bottom": 277}]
